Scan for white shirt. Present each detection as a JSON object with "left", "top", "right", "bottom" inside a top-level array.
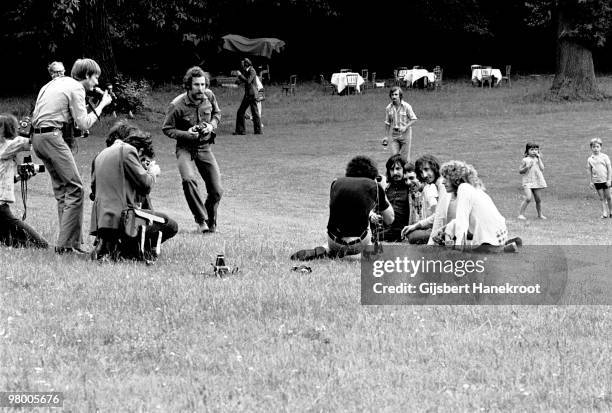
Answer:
[{"left": 0, "top": 137, "right": 31, "bottom": 203}]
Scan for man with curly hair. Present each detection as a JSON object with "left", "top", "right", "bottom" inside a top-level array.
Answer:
[
  {"left": 430, "top": 160, "right": 520, "bottom": 252},
  {"left": 290, "top": 156, "right": 394, "bottom": 260}
]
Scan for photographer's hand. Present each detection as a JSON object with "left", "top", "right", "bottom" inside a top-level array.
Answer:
[
  {"left": 187, "top": 126, "right": 200, "bottom": 139},
  {"left": 147, "top": 161, "right": 161, "bottom": 178},
  {"left": 99, "top": 91, "right": 113, "bottom": 108}
]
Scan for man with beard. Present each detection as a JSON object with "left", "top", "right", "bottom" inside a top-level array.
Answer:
[
  {"left": 162, "top": 66, "right": 222, "bottom": 233},
  {"left": 375, "top": 154, "right": 412, "bottom": 242},
  {"left": 382, "top": 86, "right": 417, "bottom": 161}
]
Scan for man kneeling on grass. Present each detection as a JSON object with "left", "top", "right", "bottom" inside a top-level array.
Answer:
[{"left": 290, "top": 156, "right": 394, "bottom": 260}]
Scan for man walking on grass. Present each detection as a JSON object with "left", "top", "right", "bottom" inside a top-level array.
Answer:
[
  {"left": 162, "top": 66, "right": 223, "bottom": 233},
  {"left": 233, "top": 58, "right": 262, "bottom": 136}
]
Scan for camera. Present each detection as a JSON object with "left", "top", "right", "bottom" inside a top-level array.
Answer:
[
  {"left": 18, "top": 155, "right": 45, "bottom": 178},
  {"left": 18, "top": 116, "right": 32, "bottom": 138},
  {"left": 193, "top": 122, "right": 211, "bottom": 134}
]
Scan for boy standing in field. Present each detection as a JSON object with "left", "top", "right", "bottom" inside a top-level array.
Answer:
[
  {"left": 587, "top": 138, "right": 612, "bottom": 218},
  {"left": 383, "top": 86, "right": 417, "bottom": 161}
]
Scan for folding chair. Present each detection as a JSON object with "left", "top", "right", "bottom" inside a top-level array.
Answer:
[
  {"left": 132, "top": 209, "right": 166, "bottom": 260},
  {"left": 282, "top": 75, "right": 297, "bottom": 95},
  {"left": 258, "top": 64, "right": 270, "bottom": 84},
  {"left": 432, "top": 66, "right": 443, "bottom": 90},
  {"left": 345, "top": 73, "right": 358, "bottom": 95},
  {"left": 501, "top": 65, "right": 511, "bottom": 87},
  {"left": 361, "top": 69, "right": 369, "bottom": 91},
  {"left": 480, "top": 66, "right": 493, "bottom": 88},
  {"left": 320, "top": 74, "right": 336, "bottom": 95}
]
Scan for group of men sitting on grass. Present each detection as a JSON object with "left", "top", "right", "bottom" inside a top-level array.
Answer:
[{"left": 290, "top": 154, "right": 521, "bottom": 261}]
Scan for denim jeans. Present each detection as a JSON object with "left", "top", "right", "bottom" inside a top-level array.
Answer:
[
  {"left": 176, "top": 147, "right": 223, "bottom": 226},
  {"left": 235, "top": 95, "right": 262, "bottom": 134}
]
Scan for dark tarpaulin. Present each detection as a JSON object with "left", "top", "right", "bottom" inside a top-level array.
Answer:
[{"left": 221, "top": 34, "right": 285, "bottom": 58}]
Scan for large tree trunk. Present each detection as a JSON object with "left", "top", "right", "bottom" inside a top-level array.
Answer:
[
  {"left": 550, "top": 8, "right": 603, "bottom": 100},
  {"left": 80, "top": 0, "right": 118, "bottom": 85}
]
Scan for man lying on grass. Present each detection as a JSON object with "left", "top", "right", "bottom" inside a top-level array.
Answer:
[{"left": 291, "top": 156, "right": 394, "bottom": 260}]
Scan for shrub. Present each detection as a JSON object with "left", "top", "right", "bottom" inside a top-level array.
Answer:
[{"left": 112, "top": 73, "right": 151, "bottom": 114}]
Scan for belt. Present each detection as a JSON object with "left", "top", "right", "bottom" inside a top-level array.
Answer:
[
  {"left": 33, "top": 127, "right": 60, "bottom": 134},
  {"left": 327, "top": 229, "right": 369, "bottom": 246}
]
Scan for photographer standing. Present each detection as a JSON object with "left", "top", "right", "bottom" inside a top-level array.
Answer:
[
  {"left": 31, "top": 58, "right": 112, "bottom": 255},
  {"left": 0, "top": 114, "right": 48, "bottom": 249},
  {"left": 162, "top": 66, "right": 222, "bottom": 233},
  {"left": 233, "top": 58, "right": 262, "bottom": 136}
]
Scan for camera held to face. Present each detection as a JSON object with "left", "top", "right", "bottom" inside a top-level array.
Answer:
[
  {"left": 18, "top": 116, "right": 32, "bottom": 138},
  {"left": 18, "top": 155, "right": 45, "bottom": 179}
]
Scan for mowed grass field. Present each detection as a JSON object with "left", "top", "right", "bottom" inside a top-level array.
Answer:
[{"left": 1, "top": 77, "right": 612, "bottom": 411}]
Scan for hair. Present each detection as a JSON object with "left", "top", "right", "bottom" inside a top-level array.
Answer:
[
  {"left": 183, "top": 66, "right": 207, "bottom": 90},
  {"left": 123, "top": 129, "right": 155, "bottom": 159},
  {"left": 70, "top": 58, "right": 101, "bottom": 81},
  {"left": 345, "top": 156, "right": 379, "bottom": 179},
  {"left": 242, "top": 58, "right": 252, "bottom": 68},
  {"left": 440, "top": 160, "right": 484, "bottom": 191},
  {"left": 524, "top": 142, "right": 540, "bottom": 156},
  {"left": 48, "top": 61, "right": 65, "bottom": 78},
  {"left": 106, "top": 119, "right": 140, "bottom": 147},
  {"left": 0, "top": 113, "right": 18, "bottom": 139},
  {"left": 385, "top": 154, "right": 406, "bottom": 181},
  {"left": 590, "top": 137, "right": 603, "bottom": 148},
  {"left": 414, "top": 154, "right": 441, "bottom": 183},
  {"left": 404, "top": 162, "right": 415, "bottom": 173},
  {"left": 389, "top": 86, "right": 403, "bottom": 100}
]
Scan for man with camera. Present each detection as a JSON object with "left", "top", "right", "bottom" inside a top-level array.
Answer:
[
  {"left": 90, "top": 121, "right": 178, "bottom": 261},
  {"left": 290, "top": 156, "right": 394, "bottom": 260},
  {"left": 233, "top": 58, "right": 262, "bottom": 136},
  {"left": 162, "top": 66, "right": 222, "bottom": 233},
  {"left": 0, "top": 114, "right": 48, "bottom": 249},
  {"left": 31, "top": 58, "right": 113, "bottom": 255}
]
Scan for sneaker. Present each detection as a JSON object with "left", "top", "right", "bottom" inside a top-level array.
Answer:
[
  {"left": 505, "top": 237, "right": 523, "bottom": 247},
  {"left": 198, "top": 221, "right": 210, "bottom": 233},
  {"left": 538, "top": 215, "right": 547, "bottom": 220},
  {"left": 517, "top": 215, "right": 527, "bottom": 220},
  {"left": 503, "top": 242, "right": 519, "bottom": 253},
  {"left": 55, "top": 246, "right": 89, "bottom": 256}
]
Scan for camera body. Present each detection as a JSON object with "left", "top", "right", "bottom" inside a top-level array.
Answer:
[
  {"left": 194, "top": 122, "right": 216, "bottom": 144},
  {"left": 18, "top": 116, "right": 32, "bottom": 138},
  {"left": 18, "top": 155, "right": 45, "bottom": 178}
]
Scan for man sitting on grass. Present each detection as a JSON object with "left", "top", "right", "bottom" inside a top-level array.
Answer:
[
  {"left": 376, "top": 154, "right": 411, "bottom": 242},
  {"left": 290, "top": 156, "right": 394, "bottom": 260}
]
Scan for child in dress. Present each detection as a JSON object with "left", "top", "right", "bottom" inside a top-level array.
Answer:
[
  {"left": 587, "top": 137, "right": 612, "bottom": 218},
  {"left": 518, "top": 142, "right": 547, "bottom": 220}
]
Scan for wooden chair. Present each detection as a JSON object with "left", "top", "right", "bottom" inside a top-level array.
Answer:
[
  {"left": 258, "top": 64, "right": 270, "bottom": 84},
  {"left": 361, "top": 69, "right": 369, "bottom": 90},
  {"left": 432, "top": 66, "right": 443, "bottom": 89},
  {"left": 480, "top": 66, "right": 493, "bottom": 88},
  {"left": 320, "top": 74, "right": 336, "bottom": 95},
  {"left": 345, "top": 73, "right": 358, "bottom": 95},
  {"left": 371, "top": 72, "right": 377, "bottom": 88},
  {"left": 501, "top": 65, "right": 511, "bottom": 87},
  {"left": 282, "top": 75, "right": 297, "bottom": 95},
  {"left": 395, "top": 67, "right": 408, "bottom": 86}
]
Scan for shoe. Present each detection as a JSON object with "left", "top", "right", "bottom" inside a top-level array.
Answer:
[
  {"left": 55, "top": 246, "right": 89, "bottom": 256},
  {"left": 517, "top": 215, "right": 527, "bottom": 220},
  {"left": 602, "top": 214, "right": 609, "bottom": 219},
  {"left": 254, "top": 132, "right": 262, "bottom": 135},
  {"left": 198, "top": 221, "right": 210, "bottom": 233},
  {"left": 290, "top": 246, "right": 327, "bottom": 261},
  {"left": 503, "top": 242, "right": 519, "bottom": 253},
  {"left": 232, "top": 132, "right": 245, "bottom": 135},
  {"left": 538, "top": 215, "right": 547, "bottom": 220},
  {"left": 505, "top": 237, "right": 523, "bottom": 247}
]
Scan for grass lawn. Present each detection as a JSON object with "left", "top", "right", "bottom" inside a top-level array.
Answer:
[{"left": 1, "top": 77, "right": 611, "bottom": 411}]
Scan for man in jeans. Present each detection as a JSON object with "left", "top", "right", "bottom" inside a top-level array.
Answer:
[
  {"left": 162, "top": 66, "right": 222, "bottom": 233},
  {"left": 382, "top": 86, "right": 418, "bottom": 161}
]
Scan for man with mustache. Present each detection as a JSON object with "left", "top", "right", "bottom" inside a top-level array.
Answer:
[
  {"left": 376, "top": 154, "right": 412, "bottom": 242},
  {"left": 162, "top": 66, "right": 222, "bottom": 233}
]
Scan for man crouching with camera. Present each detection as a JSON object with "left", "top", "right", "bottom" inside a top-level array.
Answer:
[
  {"left": 90, "top": 121, "right": 178, "bottom": 261},
  {"left": 31, "top": 58, "right": 113, "bottom": 255},
  {"left": 0, "top": 114, "right": 48, "bottom": 249},
  {"left": 290, "top": 156, "right": 394, "bottom": 260}
]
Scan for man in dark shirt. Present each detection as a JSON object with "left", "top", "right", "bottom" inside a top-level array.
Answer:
[
  {"left": 377, "top": 154, "right": 411, "bottom": 242},
  {"left": 233, "top": 58, "right": 262, "bottom": 135},
  {"left": 291, "top": 156, "right": 394, "bottom": 260},
  {"left": 162, "top": 66, "right": 222, "bottom": 233}
]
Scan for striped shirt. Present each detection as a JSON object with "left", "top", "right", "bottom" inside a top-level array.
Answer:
[{"left": 385, "top": 101, "right": 417, "bottom": 137}]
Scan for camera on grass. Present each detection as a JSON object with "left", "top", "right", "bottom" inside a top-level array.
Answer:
[{"left": 18, "top": 155, "right": 45, "bottom": 179}]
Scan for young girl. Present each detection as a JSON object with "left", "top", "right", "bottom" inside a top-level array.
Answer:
[
  {"left": 587, "top": 137, "right": 612, "bottom": 218},
  {"left": 518, "top": 142, "right": 547, "bottom": 220},
  {"left": 0, "top": 113, "right": 48, "bottom": 248}
]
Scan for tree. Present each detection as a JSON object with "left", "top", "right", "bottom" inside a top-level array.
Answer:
[
  {"left": 80, "top": 0, "right": 117, "bottom": 84},
  {"left": 527, "top": 0, "right": 612, "bottom": 100}
]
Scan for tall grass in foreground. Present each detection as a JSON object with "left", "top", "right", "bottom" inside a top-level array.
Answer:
[{"left": 1, "top": 76, "right": 611, "bottom": 411}]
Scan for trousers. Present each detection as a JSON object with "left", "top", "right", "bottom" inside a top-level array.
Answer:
[{"left": 0, "top": 204, "right": 48, "bottom": 248}]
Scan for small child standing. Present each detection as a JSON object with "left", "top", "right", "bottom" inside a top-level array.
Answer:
[
  {"left": 518, "top": 142, "right": 547, "bottom": 220},
  {"left": 587, "top": 137, "right": 612, "bottom": 218}
]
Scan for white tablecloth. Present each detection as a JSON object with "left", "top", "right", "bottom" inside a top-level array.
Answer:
[
  {"left": 402, "top": 69, "right": 435, "bottom": 86},
  {"left": 471, "top": 68, "right": 502, "bottom": 85},
  {"left": 331, "top": 72, "right": 365, "bottom": 93}
]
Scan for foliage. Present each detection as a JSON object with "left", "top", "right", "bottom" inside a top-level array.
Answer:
[{"left": 113, "top": 73, "right": 151, "bottom": 113}]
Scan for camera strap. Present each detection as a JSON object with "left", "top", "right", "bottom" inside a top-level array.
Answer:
[{"left": 21, "top": 177, "right": 28, "bottom": 221}]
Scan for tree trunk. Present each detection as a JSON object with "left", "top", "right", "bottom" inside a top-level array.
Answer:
[
  {"left": 549, "top": 7, "right": 603, "bottom": 100},
  {"left": 80, "top": 0, "right": 118, "bottom": 85}
]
